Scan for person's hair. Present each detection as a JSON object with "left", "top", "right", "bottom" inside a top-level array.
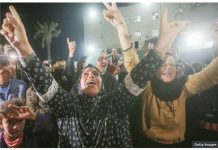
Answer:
[
  {"left": 192, "top": 61, "right": 203, "bottom": 73},
  {"left": 51, "top": 58, "right": 65, "bottom": 71},
  {"left": 0, "top": 98, "right": 26, "bottom": 121},
  {"left": 0, "top": 56, "right": 10, "bottom": 68},
  {"left": 51, "top": 58, "right": 64, "bottom": 66},
  {"left": 79, "top": 64, "right": 101, "bottom": 79},
  {"left": 163, "top": 52, "right": 178, "bottom": 64},
  {"left": 96, "top": 50, "right": 107, "bottom": 62}
]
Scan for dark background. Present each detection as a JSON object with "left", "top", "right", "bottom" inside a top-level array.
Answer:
[
  {"left": 0, "top": 3, "right": 135, "bottom": 61},
  {"left": 0, "top": 3, "right": 98, "bottom": 61}
]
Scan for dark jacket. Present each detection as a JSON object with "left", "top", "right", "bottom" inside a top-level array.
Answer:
[
  {"left": 22, "top": 50, "right": 162, "bottom": 147},
  {"left": 51, "top": 57, "right": 76, "bottom": 92}
]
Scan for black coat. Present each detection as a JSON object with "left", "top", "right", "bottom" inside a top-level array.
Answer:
[{"left": 22, "top": 50, "right": 162, "bottom": 147}]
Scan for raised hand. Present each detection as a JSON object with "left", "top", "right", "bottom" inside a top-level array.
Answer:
[
  {"left": 103, "top": 2, "right": 131, "bottom": 50},
  {"left": 103, "top": 2, "right": 126, "bottom": 30},
  {"left": 155, "top": 8, "right": 190, "bottom": 55},
  {"left": 0, "top": 6, "right": 33, "bottom": 57},
  {"left": 67, "top": 38, "right": 76, "bottom": 57},
  {"left": 7, "top": 104, "right": 37, "bottom": 120}
]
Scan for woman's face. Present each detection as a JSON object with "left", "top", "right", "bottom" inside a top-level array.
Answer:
[
  {"left": 157, "top": 55, "right": 177, "bottom": 83},
  {"left": 80, "top": 67, "right": 102, "bottom": 96}
]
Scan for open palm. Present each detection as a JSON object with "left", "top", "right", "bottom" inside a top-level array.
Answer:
[{"left": 160, "top": 7, "right": 190, "bottom": 44}]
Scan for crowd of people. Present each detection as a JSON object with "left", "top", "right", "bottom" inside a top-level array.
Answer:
[{"left": 0, "top": 3, "right": 217, "bottom": 148}]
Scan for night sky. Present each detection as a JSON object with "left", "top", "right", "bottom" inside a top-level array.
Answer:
[{"left": 0, "top": 3, "right": 103, "bottom": 61}]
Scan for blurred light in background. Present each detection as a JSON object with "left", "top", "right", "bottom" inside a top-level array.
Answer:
[
  {"left": 87, "top": 44, "right": 96, "bottom": 54},
  {"left": 178, "top": 30, "right": 214, "bottom": 51},
  {"left": 88, "top": 8, "right": 98, "bottom": 21},
  {"left": 185, "top": 32, "right": 204, "bottom": 47},
  {"left": 9, "top": 53, "right": 18, "bottom": 60}
]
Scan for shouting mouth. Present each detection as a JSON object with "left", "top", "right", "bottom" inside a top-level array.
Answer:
[{"left": 86, "top": 80, "right": 96, "bottom": 86}]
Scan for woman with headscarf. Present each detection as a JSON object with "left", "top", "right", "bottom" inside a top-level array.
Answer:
[
  {"left": 0, "top": 5, "right": 175, "bottom": 147},
  {"left": 104, "top": 3, "right": 218, "bottom": 148}
]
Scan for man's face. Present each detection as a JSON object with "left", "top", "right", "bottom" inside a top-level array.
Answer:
[
  {"left": 0, "top": 66, "right": 11, "bottom": 86},
  {"left": 95, "top": 52, "right": 108, "bottom": 73},
  {"left": 80, "top": 67, "right": 102, "bottom": 97},
  {"left": 1, "top": 112, "right": 25, "bottom": 140}
]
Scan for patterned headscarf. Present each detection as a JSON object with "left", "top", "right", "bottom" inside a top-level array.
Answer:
[{"left": 75, "top": 65, "right": 105, "bottom": 96}]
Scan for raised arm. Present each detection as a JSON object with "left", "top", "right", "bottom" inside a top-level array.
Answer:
[
  {"left": 110, "top": 49, "right": 163, "bottom": 115},
  {"left": 65, "top": 38, "right": 77, "bottom": 85},
  {"left": 103, "top": 2, "right": 131, "bottom": 50},
  {"left": 211, "top": 23, "right": 218, "bottom": 58},
  {"left": 0, "top": 6, "right": 33, "bottom": 57},
  {"left": 102, "top": 4, "right": 161, "bottom": 105},
  {"left": 67, "top": 37, "right": 76, "bottom": 58},
  {"left": 186, "top": 23, "right": 218, "bottom": 96},
  {"left": 1, "top": 6, "right": 77, "bottom": 118},
  {"left": 122, "top": 8, "right": 189, "bottom": 73},
  {"left": 103, "top": 3, "right": 138, "bottom": 73}
]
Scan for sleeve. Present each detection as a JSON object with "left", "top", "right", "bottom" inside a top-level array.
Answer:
[
  {"left": 111, "top": 50, "right": 163, "bottom": 114},
  {"left": 33, "top": 113, "right": 58, "bottom": 148},
  {"left": 66, "top": 57, "right": 76, "bottom": 79},
  {"left": 33, "top": 113, "right": 56, "bottom": 132},
  {"left": 185, "top": 57, "right": 218, "bottom": 96},
  {"left": 110, "top": 76, "right": 118, "bottom": 91},
  {"left": 22, "top": 55, "right": 78, "bottom": 118},
  {"left": 123, "top": 47, "right": 140, "bottom": 73}
]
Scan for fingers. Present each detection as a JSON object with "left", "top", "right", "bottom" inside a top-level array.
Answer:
[
  {"left": 7, "top": 104, "right": 30, "bottom": 115},
  {"left": 112, "top": 3, "right": 118, "bottom": 9},
  {"left": 103, "top": 9, "right": 110, "bottom": 21},
  {"left": 8, "top": 104, "right": 20, "bottom": 111},
  {"left": 161, "top": 7, "right": 168, "bottom": 27},
  {"left": 8, "top": 104, "right": 23, "bottom": 115},
  {"left": 10, "top": 115, "right": 20, "bottom": 119},
  {"left": 2, "top": 17, "right": 14, "bottom": 36},
  {"left": 7, "top": 113, "right": 20, "bottom": 120},
  {"left": 67, "top": 37, "right": 70, "bottom": 44},
  {"left": 9, "top": 5, "right": 21, "bottom": 22},
  {"left": 103, "top": 2, "right": 111, "bottom": 10},
  {"left": 6, "top": 12, "right": 20, "bottom": 28},
  {"left": 1, "top": 12, "right": 20, "bottom": 38},
  {"left": 20, "top": 107, "right": 26, "bottom": 114},
  {"left": 172, "top": 20, "right": 190, "bottom": 34}
]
